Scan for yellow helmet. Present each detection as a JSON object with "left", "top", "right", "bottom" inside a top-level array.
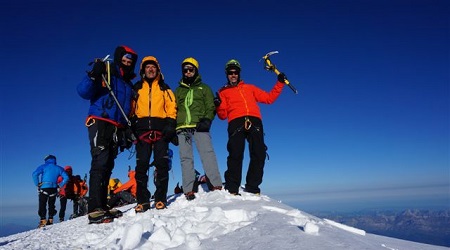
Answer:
[
  {"left": 182, "top": 57, "right": 199, "bottom": 70},
  {"left": 108, "top": 178, "right": 122, "bottom": 190}
]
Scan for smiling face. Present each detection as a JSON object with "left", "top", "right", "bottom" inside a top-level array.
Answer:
[
  {"left": 227, "top": 69, "right": 240, "bottom": 85},
  {"left": 144, "top": 63, "right": 158, "bottom": 79}
]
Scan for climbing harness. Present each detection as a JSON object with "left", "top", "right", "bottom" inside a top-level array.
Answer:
[{"left": 139, "top": 130, "right": 162, "bottom": 144}]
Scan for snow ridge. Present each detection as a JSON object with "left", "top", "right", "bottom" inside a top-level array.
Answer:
[{"left": 0, "top": 185, "right": 446, "bottom": 250}]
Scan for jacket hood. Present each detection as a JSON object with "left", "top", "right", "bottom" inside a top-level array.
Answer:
[
  {"left": 128, "top": 170, "right": 136, "bottom": 179},
  {"left": 139, "top": 56, "right": 161, "bottom": 76},
  {"left": 114, "top": 45, "right": 138, "bottom": 69},
  {"left": 44, "top": 155, "right": 57, "bottom": 164},
  {"left": 113, "top": 45, "right": 138, "bottom": 80}
]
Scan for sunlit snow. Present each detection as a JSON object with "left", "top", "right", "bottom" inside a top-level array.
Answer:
[{"left": 0, "top": 185, "right": 446, "bottom": 250}]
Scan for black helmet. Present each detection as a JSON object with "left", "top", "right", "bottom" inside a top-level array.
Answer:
[{"left": 225, "top": 59, "right": 241, "bottom": 72}]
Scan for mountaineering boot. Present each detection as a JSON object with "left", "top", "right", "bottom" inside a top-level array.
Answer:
[
  {"left": 88, "top": 208, "right": 114, "bottom": 224},
  {"left": 38, "top": 219, "right": 47, "bottom": 228},
  {"left": 243, "top": 187, "right": 260, "bottom": 195},
  {"left": 185, "top": 192, "right": 196, "bottom": 201},
  {"left": 108, "top": 208, "right": 123, "bottom": 218},
  {"left": 155, "top": 201, "right": 167, "bottom": 210},
  {"left": 135, "top": 203, "right": 151, "bottom": 213},
  {"left": 46, "top": 218, "right": 53, "bottom": 225}
]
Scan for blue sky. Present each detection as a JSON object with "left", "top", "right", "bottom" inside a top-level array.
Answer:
[{"left": 1, "top": 0, "right": 448, "bottom": 219}]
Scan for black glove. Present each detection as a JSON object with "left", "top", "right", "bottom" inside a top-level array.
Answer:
[
  {"left": 213, "top": 92, "right": 221, "bottom": 107},
  {"left": 88, "top": 61, "right": 106, "bottom": 81},
  {"left": 162, "top": 118, "right": 177, "bottom": 143},
  {"left": 171, "top": 135, "right": 179, "bottom": 146},
  {"left": 277, "top": 72, "right": 287, "bottom": 83},
  {"left": 119, "top": 127, "right": 136, "bottom": 152},
  {"left": 196, "top": 118, "right": 212, "bottom": 132}
]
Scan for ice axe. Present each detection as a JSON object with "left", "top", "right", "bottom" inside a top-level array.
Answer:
[
  {"left": 89, "top": 55, "right": 138, "bottom": 144},
  {"left": 261, "top": 51, "right": 298, "bottom": 94},
  {"left": 88, "top": 55, "right": 129, "bottom": 124},
  {"left": 96, "top": 55, "right": 133, "bottom": 127}
]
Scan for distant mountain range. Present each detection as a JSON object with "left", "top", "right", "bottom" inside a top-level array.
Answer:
[{"left": 312, "top": 209, "right": 450, "bottom": 247}]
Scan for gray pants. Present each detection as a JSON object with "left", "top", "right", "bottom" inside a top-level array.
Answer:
[{"left": 177, "top": 130, "right": 222, "bottom": 193}]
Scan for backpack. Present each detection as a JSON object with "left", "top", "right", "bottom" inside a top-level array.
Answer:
[
  {"left": 65, "top": 175, "right": 88, "bottom": 199},
  {"left": 77, "top": 178, "right": 88, "bottom": 197}
]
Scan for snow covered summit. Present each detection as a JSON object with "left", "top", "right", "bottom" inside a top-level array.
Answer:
[{"left": 0, "top": 186, "right": 446, "bottom": 250}]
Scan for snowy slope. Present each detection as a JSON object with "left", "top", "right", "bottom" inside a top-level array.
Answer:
[{"left": 0, "top": 186, "right": 446, "bottom": 250}]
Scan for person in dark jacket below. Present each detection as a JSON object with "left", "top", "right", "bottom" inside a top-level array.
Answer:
[
  {"left": 174, "top": 57, "right": 223, "bottom": 201},
  {"left": 77, "top": 45, "right": 138, "bottom": 223},
  {"left": 131, "top": 56, "right": 177, "bottom": 212},
  {"left": 32, "top": 155, "right": 69, "bottom": 228},
  {"left": 215, "top": 59, "right": 287, "bottom": 195}
]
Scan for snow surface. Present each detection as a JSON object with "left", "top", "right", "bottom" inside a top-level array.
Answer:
[{"left": 0, "top": 185, "right": 446, "bottom": 250}]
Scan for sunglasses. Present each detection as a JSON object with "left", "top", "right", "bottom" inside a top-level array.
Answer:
[
  {"left": 227, "top": 70, "right": 239, "bottom": 75},
  {"left": 183, "top": 67, "right": 195, "bottom": 73}
]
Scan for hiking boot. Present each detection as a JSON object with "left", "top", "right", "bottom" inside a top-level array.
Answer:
[
  {"left": 243, "top": 188, "right": 260, "bottom": 195},
  {"left": 185, "top": 192, "right": 196, "bottom": 201},
  {"left": 59, "top": 217, "right": 64, "bottom": 222},
  {"left": 108, "top": 208, "right": 123, "bottom": 218},
  {"left": 38, "top": 219, "right": 47, "bottom": 228},
  {"left": 46, "top": 218, "right": 53, "bottom": 225},
  {"left": 135, "top": 203, "right": 150, "bottom": 213},
  {"left": 88, "top": 209, "right": 114, "bottom": 224},
  {"left": 155, "top": 201, "right": 167, "bottom": 210}
]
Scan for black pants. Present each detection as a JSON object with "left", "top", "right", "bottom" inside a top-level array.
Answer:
[
  {"left": 135, "top": 131, "right": 170, "bottom": 204},
  {"left": 59, "top": 196, "right": 80, "bottom": 220},
  {"left": 224, "top": 116, "right": 266, "bottom": 194},
  {"left": 87, "top": 120, "right": 118, "bottom": 213},
  {"left": 107, "top": 191, "right": 137, "bottom": 208},
  {"left": 38, "top": 188, "right": 57, "bottom": 220}
]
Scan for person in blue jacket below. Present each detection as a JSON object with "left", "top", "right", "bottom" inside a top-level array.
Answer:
[
  {"left": 32, "top": 155, "right": 69, "bottom": 228},
  {"left": 77, "top": 45, "right": 138, "bottom": 224}
]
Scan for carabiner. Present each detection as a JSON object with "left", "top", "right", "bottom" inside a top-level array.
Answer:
[
  {"left": 244, "top": 117, "right": 252, "bottom": 130},
  {"left": 85, "top": 117, "right": 96, "bottom": 127}
]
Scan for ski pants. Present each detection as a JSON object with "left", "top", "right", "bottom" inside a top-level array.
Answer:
[
  {"left": 224, "top": 116, "right": 266, "bottom": 194},
  {"left": 177, "top": 129, "right": 222, "bottom": 193},
  {"left": 135, "top": 131, "right": 170, "bottom": 204},
  {"left": 87, "top": 120, "right": 118, "bottom": 213},
  {"left": 38, "top": 188, "right": 57, "bottom": 220}
]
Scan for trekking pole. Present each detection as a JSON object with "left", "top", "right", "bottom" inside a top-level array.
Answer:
[
  {"left": 99, "top": 55, "right": 133, "bottom": 127},
  {"left": 261, "top": 51, "right": 298, "bottom": 94}
]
